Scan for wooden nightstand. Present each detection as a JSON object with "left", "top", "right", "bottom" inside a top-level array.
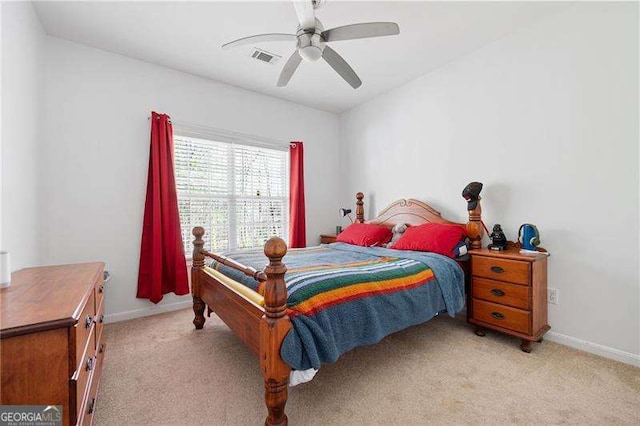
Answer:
[
  {"left": 467, "top": 247, "right": 550, "bottom": 353},
  {"left": 320, "top": 234, "right": 337, "bottom": 244}
]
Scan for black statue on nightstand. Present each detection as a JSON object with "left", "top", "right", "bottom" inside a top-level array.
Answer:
[{"left": 489, "top": 224, "right": 508, "bottom": 251}]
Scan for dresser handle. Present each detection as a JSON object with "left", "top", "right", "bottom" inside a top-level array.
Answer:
[
  {"left": 99, "top": 314, "right": 105, "bottom": 323},
  {"left": 491, "top": 312, "right": 505, "bottom": 320},
  {"left": 490, "top": 289, "right": 505, "bottom": 297},
  {"left": 87, "top": 397, "right": 96, "bottom": 414},
  {"left": 85, "top": 315, "right": 93, "bottom": 328},
  {"left": 99, "top": 343, "right": 104, "bottom": 354},
  {"left": 490, "top": 266, "right": 505, "bottom": 274},
  {"left": 98, "top": 285, "right": 104, "bottom": 293},
  {"left": 86, "top": 357, "right": 94, "bottom": 371}
]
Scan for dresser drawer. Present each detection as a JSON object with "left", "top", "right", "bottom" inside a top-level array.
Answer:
[
  {"left": 80, "top": 394, "right": 95, "bottom": 426},
  {"left": 472, "top": 256, "right": 530, "bottom": 285},
  {"left": 95, "top": 273, "right": 105, "bottom": 313},
  {"left": 95, "top": 299, "right": 105, "bottom": 351},
  {"left": 82, "top": 343, "right": 106, "bottom": 426},
  {"left": 472, "top": 299, "right": 530, "bottom": 334},
  {"left": 74, "top": 291, "right": 96, "bottom": 368},
  {"left": 472, "top": 277, "right": 530, "bottom": 310},
  {"left": 71, "top": 333, "right": 96, "bottom": 424}
]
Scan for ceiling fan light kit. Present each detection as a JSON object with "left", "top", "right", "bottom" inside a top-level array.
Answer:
[
  {"left": 222, "top": 0, "right": 400, "bottom": 89},
  {"left": 297, "top": 21, "right": 324, "bottom": 62}
]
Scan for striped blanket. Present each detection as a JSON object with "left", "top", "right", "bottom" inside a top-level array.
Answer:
[{"left": 211, "top": 242, "right": 465, "bottom": 371}]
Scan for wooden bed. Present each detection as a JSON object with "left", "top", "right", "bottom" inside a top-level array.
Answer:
[{"left": 190, "top": 192, "right": 484, "bottom": 425}]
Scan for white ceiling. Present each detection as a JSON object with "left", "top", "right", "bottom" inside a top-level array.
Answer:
[{"left": 33, "top": 1, "right": 570, "bottom": 113}]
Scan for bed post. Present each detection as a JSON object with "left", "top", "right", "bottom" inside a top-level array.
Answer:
[
  {"left": 192, "top": 226, "right": 206, "bottom": 330},
  {"left": 261, "top": 237, "right": 291, "bottom": 426},
  {"left": 467, "top": 198, "right": 484, "bottom": 250},
  {"left": 355, "top": 192, "right": 365, "bottom": 223}
]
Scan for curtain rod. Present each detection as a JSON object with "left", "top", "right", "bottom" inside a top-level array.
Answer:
[{"left": 147, "top": 116, "right": 291, "bottom": 149}]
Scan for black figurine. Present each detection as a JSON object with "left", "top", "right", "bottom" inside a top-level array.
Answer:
[{"left": 489, "top": 224, "right": 508, "bottom": 251}]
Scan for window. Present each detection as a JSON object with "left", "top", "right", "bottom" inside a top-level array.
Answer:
[{"left": 174, "top": 133, "right": 288, "bottom": 256}]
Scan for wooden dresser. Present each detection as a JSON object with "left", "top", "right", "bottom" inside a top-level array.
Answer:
[
  {"left": 467, "top": 248, "right": 549, "bottom": 352},
  {"left": 1, "top": 263, "right": 107, "bottom": 425}
]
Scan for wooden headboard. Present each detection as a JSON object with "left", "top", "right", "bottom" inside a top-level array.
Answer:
[{"left": 353, "top": 192, "right": 484, "bottom": 249}]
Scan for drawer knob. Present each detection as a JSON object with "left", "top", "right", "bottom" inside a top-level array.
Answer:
[
  {"left": 87, "top": 397, "right": 96, "bottom": 414},
  {"left": 99, "top": 343, "right": 104, "bottom": 354},
  {"left": 490, "top": 266, "right": 505, "bottom": 274},
  {"left": 491, "top": 312, "right": 505, "bottom": 320},
  {"left": 85, "top": 315, "right": 93, "bottom": 328},
  {"left": 86, "top": 356, "right": 94, "bottom": 371},
  {"left": 98, "top": 285, "right": 104, "bottom": 293},
  {"left": 99, "top": 314, "right": 105, "bottom": 323},
  {"left": 490, "top": 289, "right": 505, "bottom": 297}
]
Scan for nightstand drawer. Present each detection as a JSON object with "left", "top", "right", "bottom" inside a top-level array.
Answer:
[
  {"left": 472, "top": 277, "right": 530, "bottom": 310},
  {"left": 472, "top": 299, "right": 530, "bottom": 334},
  {"left": 472, "top": 256, "right": 530, "bottom": 285}
]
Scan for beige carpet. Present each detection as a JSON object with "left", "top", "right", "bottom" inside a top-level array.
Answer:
[{"left": 95, "top": 308, "right": 639, "bottom": 425}]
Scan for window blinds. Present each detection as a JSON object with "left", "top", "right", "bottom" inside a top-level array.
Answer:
[{"left": 174, "top": 134, "right": 288, "bottom": 255}]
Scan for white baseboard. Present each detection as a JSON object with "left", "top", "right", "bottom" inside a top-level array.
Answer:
[
  {"left": 104, "top": 300, "right": 192, "bottom": 324},
  {"left": 545, "top": 331, "right": 640, "bottom": 367}
]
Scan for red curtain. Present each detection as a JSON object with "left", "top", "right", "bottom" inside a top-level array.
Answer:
[
  {"left": 289, "top": 141, "right": 306, "bottom": 248},
  {"left": 137, "top": 111, "right": 189, "bottom": 303}
]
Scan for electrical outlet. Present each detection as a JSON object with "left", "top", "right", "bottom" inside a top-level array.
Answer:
[{"left": 548, "top": 288, "right": 559, "bottom": 305}]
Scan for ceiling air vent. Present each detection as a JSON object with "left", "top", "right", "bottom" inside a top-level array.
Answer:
[{"left": 249, "top": 48, "right": 281, "bottom": 65}]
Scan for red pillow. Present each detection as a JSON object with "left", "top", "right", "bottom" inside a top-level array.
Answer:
[
  {"left": 336, "top": 223, "right": 393, "bottom": 247},
  {"left": 391, "top": 223, "right": 467, "bottom": 258}
]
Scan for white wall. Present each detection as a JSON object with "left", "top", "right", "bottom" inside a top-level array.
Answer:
[
  {"left": 1, "top": 2, "right": 45, "bottom": 270},
  {"left": 43, "top": 37, "right": 340, "bottom": 320},
  {"left": 340, "top": 3, "right": 639, "bottom": 358}
]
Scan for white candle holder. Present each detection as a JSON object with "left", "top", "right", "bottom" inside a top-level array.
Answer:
[{"left": 0, "top": 251, "right": 11, "bottom": 288}]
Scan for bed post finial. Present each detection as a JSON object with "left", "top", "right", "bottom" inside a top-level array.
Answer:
[
  {"left": 263, "top": 237, "right": 288, "bottom": 317},
  {"left": 261, "top": 237, "right": 291, "bottom": 426},
  {"left": 356, "top": 192, "right": 365, "bottom": 223},
  {"left": 192, "top": 226, "right": 205, "bottom": 264},
  {"left": 192, "top": 227, "right": 206, "bottom": 329}
]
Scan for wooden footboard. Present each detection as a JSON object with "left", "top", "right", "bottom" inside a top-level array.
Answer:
[{"left": 191, "top": 227, "right": 291, "bottom": 426}]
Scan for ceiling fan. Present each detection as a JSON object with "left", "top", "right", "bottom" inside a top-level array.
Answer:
[{"left": 222, "top": 0, "right": 400, "bottom": 89}]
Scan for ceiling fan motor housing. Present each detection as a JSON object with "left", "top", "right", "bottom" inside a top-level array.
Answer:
[{"left": 297, "top": 20, "right": 325, "bottom": 62}]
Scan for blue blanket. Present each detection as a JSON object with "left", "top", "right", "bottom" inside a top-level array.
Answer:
[{"left": 211, "top": 243, "right": 465, "bottom": 370}]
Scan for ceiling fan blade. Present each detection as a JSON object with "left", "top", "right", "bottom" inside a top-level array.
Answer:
[
  {"left": 322, "top": 22, "right": 400, "bottom": 42},
  {"left": 222, "top": 33, "right": 296, "bottom": 50},
  {"left": 292, "top": 0, "right": 316, "bottom": 30},
  {"left": 277, "top": 51, "right": 303, "bottom": 87},
  {"left": 322, "top": 45, "right": 362, "bottom": 89}
]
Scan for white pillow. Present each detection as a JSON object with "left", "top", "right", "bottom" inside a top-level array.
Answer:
[{"left": 386, "top": 223, "right": 408, "bottom": 248}]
